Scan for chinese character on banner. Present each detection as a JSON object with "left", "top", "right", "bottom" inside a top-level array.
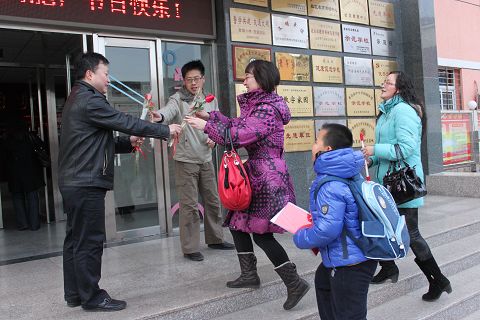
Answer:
[
  {"left": 152, "top": 0, "right": 170, "bottom": 18},
  {"left": 131, "top": 0, "right": 151, "bottom": 16},
  {"left": 111, "top": 0, "right": 126, "bottom": 14},
  {"left": 90, "top": 0, "right": 104, "bottom": 10},
  {"left": 20, "top": 0, "right": 64, "bottom": 6}
]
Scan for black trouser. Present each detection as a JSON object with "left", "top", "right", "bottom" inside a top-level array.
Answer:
[
  {"left": 12, "top": 190, "right": 40, "bottom": 230},
  {"left": 61, "top": 186, "right": 109, "bottom": 306},
  {"left": 230, "top": 229, "right": 289, "bottom": 267},
  {"left": 380, "top": 208, "right": 433, "bottom": 269},
  {"left": 315, "top": 260, "right": 377, "bottom": 320}
]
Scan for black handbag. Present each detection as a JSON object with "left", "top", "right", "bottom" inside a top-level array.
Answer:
[
  {"left": 27, "top": 131, "right": 51, "bottom": 167},
  {"left": 383, "top": 144, "right": 427, "bottom": 205}
]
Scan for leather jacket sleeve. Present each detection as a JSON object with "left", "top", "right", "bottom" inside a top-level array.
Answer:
[
  {"left": 86, "top": 94, "right": 170, "bottom": 140},
  {"left": 115, "top": 136, "right": 133, "bottom": 154}
]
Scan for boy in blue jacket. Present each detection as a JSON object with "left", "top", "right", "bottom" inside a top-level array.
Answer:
[{"left": 294, "top": 123, "right": 377, "bottom": 320}]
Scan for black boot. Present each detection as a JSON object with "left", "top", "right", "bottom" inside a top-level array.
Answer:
[
  {"left": 226, "top": 252, "right": 261, "bottom": 289},
  {"left": 274, "top": 262, "right": 310, "bottom": 310},
  {"left": 415, "top": 257, "right": 452, "bottom": 301},
  {"left": 371, "top": 260, "right": 399, "bottom": 284}
]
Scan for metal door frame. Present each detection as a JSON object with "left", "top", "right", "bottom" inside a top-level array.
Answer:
[{"left": 95, "top": 36, "right": 167, "bottom": 241}]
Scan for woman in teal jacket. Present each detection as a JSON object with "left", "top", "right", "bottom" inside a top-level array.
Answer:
[{"left": 362, "top": 71, "right": 451, "bottom": 302}]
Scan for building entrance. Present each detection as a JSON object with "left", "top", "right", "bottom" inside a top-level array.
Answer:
[{"left": 0, "top": 28, "right": 83, "bottom": 263}]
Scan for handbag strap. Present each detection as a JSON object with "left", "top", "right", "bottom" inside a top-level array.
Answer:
[
  {"left": 223, "top": 127, "right": 235, "bottom": 152},
  {"left": 393, "top": 144, "right": 411, "bottom": 169}
]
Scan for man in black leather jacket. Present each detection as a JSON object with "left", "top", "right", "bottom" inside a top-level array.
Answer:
[{"left": 58, "top": 52, "right": 181, "bottom": 312}]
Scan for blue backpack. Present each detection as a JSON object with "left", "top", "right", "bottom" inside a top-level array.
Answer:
[{"left": 314, "top": 174, "right": 410, "bottom": 261}]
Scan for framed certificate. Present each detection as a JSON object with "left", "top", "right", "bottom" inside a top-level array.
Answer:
[
  {"left": 348, "top": 118, "right": 376, "bottom": 148},
  {"left": 314, "top": 87, "right": 345, "bottom": 116},
  {"left": 284, "top": 120, "right": 316, "bottom": 152},
  {"left": 275, "top": 52, "right": 311, "bottom": 81},
  {"left": 230, "top": 8, "right": 272, "bottom": 45},
  {"left": 277, "top": 85, "right": 313, "bottom": 117},
  {"left": 369, "top": 0, "right": 395, "bottom": 29},
  {"left": 309, "top": 19, "right": 342, "bottom": 52},
  {"left": 234, "top": 0, "right": 268, "bottom": 7},
  {"left": 307, "top": 0, "right": 340, "bottom": 20},
  {"left": 345, "top": 88, "right": 375, "bottom": 117},
  {"left": 272, "top": 14, "right": 309, "bottom": 48},
  {"left": 232, "top": 46, "right": 272, "bottom": 80},
  {"left": 342, "top": 24, "right": 371, "bottom": 55},
  {"left": 271, "top": 0, "right": 308, "bottom": 15},
  {"left": 344, "top": 56, "right": 373, "bottom": 86},
  {"left": 371, "top": 28, "right": 397, "bottom": 57},
  {"left": 340, "top": 0, "right": 369, "bottom": 25},
  {"left": 373, "top": 59, "right": 398, "bottom": 86},
  {"left": 312, "top": 55, "right": 343, "bottom": 83}
]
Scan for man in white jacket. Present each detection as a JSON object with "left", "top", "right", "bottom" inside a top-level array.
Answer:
[{"left": 154, "top": 60, "right": 233, "bottom": 261}]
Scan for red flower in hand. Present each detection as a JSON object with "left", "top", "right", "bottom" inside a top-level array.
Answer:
[{"left": 205, "top": 94, "right": 215, "bottom": 103}]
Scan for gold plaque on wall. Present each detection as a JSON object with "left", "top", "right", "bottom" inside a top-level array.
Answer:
[
  {"left": 348, "top": 118, "right": 376, "bottom": 148},
  {"left": 309, "top": 19, "right": 342, "bottom": 52},
  {"left": 233, "top": 46, "right": 272, "bottom": 80},
  {"left": 307, "top": 0, "right": 340, "bottom": 20},
  {"left": 234, "top": 0, "right": 268, "bottom": 7},
  {"left": 345, "top": 88, "right": 375, "bottom": 117},
  {"left": 339, "top": 0, "right": 369, "bottom": 25},
  {"left": 374, "top": 88, "right": 383, "bottom": 116},
  {"left": 312, "top": 55, "right": 343, "bottom": 83},
  {"left": 230, "top": 8, "right": 272, "bottom": 45},
  {"left": 373, "top": 59, "right": 398, "bottom": 86},
  {"left": 275, "top": 52, "right": 311, "bottom": 81},
  {"left": 277, "top": 85, "right": 313, "bottom": 117},
  {"left": 284, "top": 120, "right": 316, "bottom": 152},
  {"left": 271, "top": 0, "right": 308, "bottom": 15},
  {"left": 369, "top": 0, "right": 395, "bottom": 29},
  {"left": 234, "top": 83, "right": 248, "bottom": 117}
]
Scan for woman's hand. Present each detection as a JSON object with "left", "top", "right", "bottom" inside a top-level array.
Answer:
[
  {"left": 361, "top": 146, "right": 374, "bottom": 158},
  {"left": 191, "top": 109, "right": 210, "bottom": 121},
  {"left": 185, "top": 116, "right": 207, "bottom": 131}
]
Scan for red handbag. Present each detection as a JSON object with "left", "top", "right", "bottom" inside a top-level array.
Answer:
[{"left": 218, "top": 128, "right": 252, "bottom": 211}]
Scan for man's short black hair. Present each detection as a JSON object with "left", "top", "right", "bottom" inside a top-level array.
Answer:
[
  {"left": 181, "top": 60, "right": 205, "bottom": 78},
  {"left": 244, "top": 60, "right": 280, "bottom": 93},
  {"left": 75, "top": 52, "right": 109, "bottom": 80},
  {"left": 320, "top": 123, "right": 353, "bottom": 150}
]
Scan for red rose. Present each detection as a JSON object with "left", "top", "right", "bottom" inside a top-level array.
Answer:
[
  {"left": 205, "top": 94, "right": 215, "bottom": 103},
  {"left": 144, "top": 93, "right": 152, "bottom": 101}
]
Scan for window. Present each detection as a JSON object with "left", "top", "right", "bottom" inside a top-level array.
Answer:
[{"left": 438, "top": 67, "right": 462, "bottom": 110}]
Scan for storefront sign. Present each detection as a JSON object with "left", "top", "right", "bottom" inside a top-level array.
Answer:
[
  {"left": 371, "top": 28, "right": 397, "bottom": 57},
  {"left": 272, "top": 14, "right": 309, "bottom": 48},
  {"left": 230, "top": 8, "right": 272, "bottom": 45},
  {"left": 346, "top": 88, "right": 375, "bottom": 117},
  {"left": 373, "top": 59, "right": 398, "bottom": 86},
  {"left": 441, "top": 113, "right": 473, "bottom": 165},
  {"left": 0, "top": 0, "right": 215, "bottom": 38},
  {"left": 233, "top": 46, "right": 271, "bottom": 80},
  {"left": 234, "top": 0, "right": 268, "bottom": 7},
  {"left": 275, "top": 52, "right": 311, "bottom": 82},
  {"left": 312, "top": 55, "right": 343, "bottom": 83},
  {"left": 277, "top": 85, "right": 313, "bottom": 117},
  {"left": 315, "top": 119, "right": 347, "bottom": 137},
  {"left": 348, "top": 118, "right": 376, "bottom": 148},
  {"left": 339, "top": 0, "right": 369, "bottom": 25},
  {"left": 344, "top": 56, "right": 373, "bottom": 86},
  {"left": 369, "top": 0, "right": 395, "bottom": 29},
  {"left": 374, "top": 88, "right": 383, "bottom": 115},
  {"left": 307, "top": 0, "right": 339, "bottom": 20},
  {"left": 234, "top": 83, "right": 248, "bottom": 116},
  {"left": 342, "top": 24, "right": 371, "bottom": 55},
  {"left": 313, "top": 87, "right": 345, "bottom": 116},
  {"left": 309, "top": 19, "right": 342, "bottom": 52},
  {"left": 271, "top": 0, "right": 308, "bottom": 15},
  {"left": 284, "top": 120, "right": 316, "bottom": 152}
]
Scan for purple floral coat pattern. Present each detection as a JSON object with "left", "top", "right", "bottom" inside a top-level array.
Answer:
[{"left": 204, "top": 89, "right": 296, "bottom": 234}]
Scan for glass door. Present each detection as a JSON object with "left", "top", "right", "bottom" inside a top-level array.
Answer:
[{"left": 96, "top": 37, "right": 167, "bottom": 240}]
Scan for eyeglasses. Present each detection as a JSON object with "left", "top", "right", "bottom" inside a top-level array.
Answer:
[
  {"left": 185, "top": 76, "right": 204, "bottom": 84},
  {"left": 382, "top": 81, "right": 396, "bottom": 87}
]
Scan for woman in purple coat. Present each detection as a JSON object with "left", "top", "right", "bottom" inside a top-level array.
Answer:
[{"left": 186, "top": 60, "right": 309, "bottom": 310}]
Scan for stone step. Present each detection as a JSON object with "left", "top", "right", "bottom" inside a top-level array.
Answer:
[
  {"left": 272, "top": 231, "right": 480, "bottom": 320},
  {"left": 462, "top": 309, "right": 480, "bottom": 320},
  {"left": 368, "top": 264, "right": 480, "bottom": 320}
]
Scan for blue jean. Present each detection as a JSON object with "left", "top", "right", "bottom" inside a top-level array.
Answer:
[{"left": 315, "top": 259, "right": 377, "bottom": 320}]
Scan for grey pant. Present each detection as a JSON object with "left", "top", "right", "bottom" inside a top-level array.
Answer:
[{"left": 175, "top": 161, "right": 224, "bottom": 254}]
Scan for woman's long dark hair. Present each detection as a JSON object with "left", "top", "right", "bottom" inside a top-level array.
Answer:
[{"left": 379, "top": 71, "right": 426, "bottom": 136}]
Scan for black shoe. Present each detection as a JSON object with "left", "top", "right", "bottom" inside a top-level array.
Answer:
[
  {"left": 82, "top": 297, "right": 126, "bottom": 312},
  {"left": 184, "top": 252, "right": 204, "bottom": 261},
  {"left": 66, "top": 298, "right": 81, "bottom": 308},
  {"left": 208, "top": 242, "right": 235, "bottom": 250}
]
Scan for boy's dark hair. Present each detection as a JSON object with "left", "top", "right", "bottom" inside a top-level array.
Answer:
[
  {"left": 244, "top": 60, "right": 280, "bottom": 93},
  {"left": 181, "top": 60, "right": 205, "bottom": 78},
  {"left": 321, "top": 123, "right": 353, "bottom": 150},
  {"left": 75, "top": 52, "right": 109, "bottom": 80}
]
